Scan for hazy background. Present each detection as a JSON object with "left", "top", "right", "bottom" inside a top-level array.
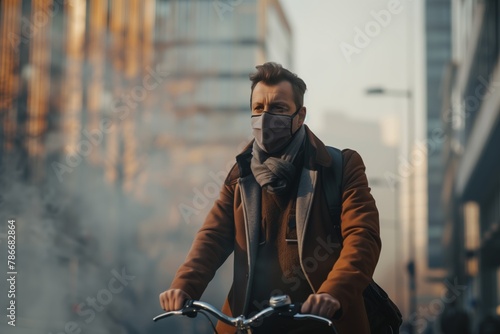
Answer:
[{"left": 1, "top": 1, "right": 499, "bottom": 334}]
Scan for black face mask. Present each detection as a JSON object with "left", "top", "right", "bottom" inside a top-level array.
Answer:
[{"left": 251, "top": 108, "right": 300, "bottom": 154}]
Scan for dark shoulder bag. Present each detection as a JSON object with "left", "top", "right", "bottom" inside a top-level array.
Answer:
[{"left": 323, "top": 146, "right": 403, "bottom": 334}]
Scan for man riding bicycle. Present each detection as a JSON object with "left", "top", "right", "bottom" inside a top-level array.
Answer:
[{"left": 159, "top": 62, "right": 381, "bottom": 334}]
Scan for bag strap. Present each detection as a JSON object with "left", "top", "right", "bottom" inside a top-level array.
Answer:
[{"left": 323, "top": 146, "right": 344, "bottom": 245}]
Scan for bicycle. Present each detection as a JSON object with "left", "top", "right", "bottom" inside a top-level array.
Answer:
[{"left": 153, "top": 294, "right": 339, "bottom": 334}]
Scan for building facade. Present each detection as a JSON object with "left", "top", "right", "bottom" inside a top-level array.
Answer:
[{"left": 442, "top": 0, "right": 500, "bottom": 326}]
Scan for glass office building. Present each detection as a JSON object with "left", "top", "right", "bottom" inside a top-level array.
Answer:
[{"left": 425, "top": 0, "right": 452, "bottom": 269}]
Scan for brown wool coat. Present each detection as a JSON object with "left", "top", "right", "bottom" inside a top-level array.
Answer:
[{"left": 170, "top": 126, "right": 381, "bottom": 334}]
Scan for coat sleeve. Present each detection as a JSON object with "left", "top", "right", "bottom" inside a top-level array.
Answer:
[
  {"left": 317, "top": 149, "right": 381, "bottom": 318},
  {"left": 169, "top": 182, "right": 236, "bottom": 300}
]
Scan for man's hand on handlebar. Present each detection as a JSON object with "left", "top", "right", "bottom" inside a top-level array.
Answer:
[
  {"left": 154, "top": 294, "right": 339, "bottom": 334},
  {"left": 159, "top": 289, "right": 191, "bottom": 311},
  {"left": 159, "top": 290, "right": 341, "bottom": 320},
  {"left": 301, "top": 293, "right": 341, "bottom": 319}
]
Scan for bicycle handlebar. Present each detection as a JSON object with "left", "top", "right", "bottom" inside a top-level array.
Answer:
[{"left": 153, "top": 297, "right": 338, "bottom": 333}]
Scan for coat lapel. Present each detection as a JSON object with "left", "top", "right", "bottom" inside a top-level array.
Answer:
[
  {"left": 238, "top": 174, "right": 261, "bottom": 314},
  {"left": 295, "top": 167, "right": 318, "bottom": 291}
]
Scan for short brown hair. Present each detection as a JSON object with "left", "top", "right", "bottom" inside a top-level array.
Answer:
[{"left": 249, "top": 62, "right": 307, "bottom": 109}]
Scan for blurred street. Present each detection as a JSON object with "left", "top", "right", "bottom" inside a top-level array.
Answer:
[{"left": 0, "top": 1, "right": 499, "bottom": 333}]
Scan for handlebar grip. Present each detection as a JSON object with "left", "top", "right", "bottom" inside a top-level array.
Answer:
[
  {"left": 291, "top": 302, "right": 336, "bottom": 331},
  {"left": 181, "top": 300, "right": 197, "bottom": 318},
  {"left": 273, "top": 303, "right": 302, "bottom": 319}
]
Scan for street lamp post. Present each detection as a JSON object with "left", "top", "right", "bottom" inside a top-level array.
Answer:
[{"left": 366, "top": 87, "right": 416, "bottom": 332}]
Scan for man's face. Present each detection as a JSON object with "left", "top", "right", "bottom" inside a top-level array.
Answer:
[{"left": 251, "top": 81, "right": 306, "bottom": 132}]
